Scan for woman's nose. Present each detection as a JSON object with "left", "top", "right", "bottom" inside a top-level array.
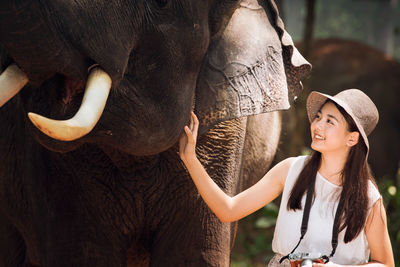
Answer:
[{"left": 314, "top": 119, "right": 324, "bottom": 130}]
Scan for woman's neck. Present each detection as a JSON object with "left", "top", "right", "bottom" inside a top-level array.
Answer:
[{"left": 319, "top": 152, "right": 347, "bottom": 185}]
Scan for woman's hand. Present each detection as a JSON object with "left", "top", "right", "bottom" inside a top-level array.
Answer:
[
  {"left": 179, "top": 111, "right": 199, "bottom": 163},
  {"left": 177, "top": 111, "right": 288, "bottom": 222},
  {"left": 313, "top": 262, "right": 340, "bottom": 267}
]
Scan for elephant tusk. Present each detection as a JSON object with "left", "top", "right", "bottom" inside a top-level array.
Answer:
[
  {"left": 0, "top": 64, "right": 29, "bottom": 107},
  {"left": 28, "top": 67, "right": 112, "bottom": 141}
]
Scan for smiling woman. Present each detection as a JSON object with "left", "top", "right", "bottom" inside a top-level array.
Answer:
[
  {"left": 179, "top": 89, "right": 395, "bottom": 267},
  {"left": 310, "top": 101, "right": 360, "bottom": 162}
]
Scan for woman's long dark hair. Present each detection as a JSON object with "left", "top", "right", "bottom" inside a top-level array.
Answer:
[{"left": 287, "top": 100, "right": 376, "bottom": 243}]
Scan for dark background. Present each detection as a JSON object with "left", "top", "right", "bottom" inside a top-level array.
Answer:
[{"left": 231, "top": 0, "right": 400, "bottom": 266}]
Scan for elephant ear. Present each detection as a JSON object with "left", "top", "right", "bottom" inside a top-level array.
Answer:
[{"left": 195, "top": 0, "right": 311, "bottom": 134}]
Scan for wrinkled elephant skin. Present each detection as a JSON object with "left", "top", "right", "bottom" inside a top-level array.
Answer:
[{"left": 0, "top": 0, "right": 310, "bottom": 266}]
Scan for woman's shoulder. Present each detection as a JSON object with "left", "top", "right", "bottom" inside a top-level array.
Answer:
[
  {"left": 367, "top": 179, "right": 382, "bottom": 208},
  {"left": 275, "top": 155, "right": 308, "bottom": 169},
  {"left": 272, "top": 156, "right": 297, "bottom": 173},
  {"left": 270, "top": 155, "right": 308, "bottom": 186},
  {"left": 275, "top": 155, "right": 309, "bottom": 173}
]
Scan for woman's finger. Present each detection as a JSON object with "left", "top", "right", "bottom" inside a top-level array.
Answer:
[
  {"left": 179, "top": 130, "right": 188, "bottom": 153},
  {"left": 184, "top": 125, "right": 195, "bottom": 144},
  {"left": 189, "top": 112, "right": 194, "bottom": 131},
  {"left": 191, "top": 111, "right": 199, "bottom": 124},
  {"left": 191, "top": 112, "right": 199, "bottom": 140}
]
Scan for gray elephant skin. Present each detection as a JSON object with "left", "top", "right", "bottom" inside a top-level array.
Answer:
[{"left": 0, "top": 0, "right": 310, "bottom": 266}]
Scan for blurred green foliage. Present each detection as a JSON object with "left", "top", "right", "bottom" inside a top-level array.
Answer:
[
  {"left": 231, "top": 203, "right": 278, "bottom": 266},
  {"left": 380, "top": 170, "right": 400, "bottom": 265}
]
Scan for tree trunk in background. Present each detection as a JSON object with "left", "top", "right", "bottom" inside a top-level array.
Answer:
[
  {"left": 275, "top": 0, "right": 285, "bottom": 21},
  {"left": 302, "top": 0, "right": 316, "bottom": 59},
  {"left": 288, "top": 0, "right": 316, "bottom": 156},
  {"left": 363, "top": 1, "right": 375, "bottom": 46},
  {"left": 377, "top": 0, "right": 397, "bottom": 57}
]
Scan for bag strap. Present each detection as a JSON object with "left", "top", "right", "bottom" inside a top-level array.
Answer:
[
  {"left": 329, "top": 196, "right": 344, "bottom": 258},
  {"left": 279, "top": 179, "right": 315, "bottom": 264},
  {"left": 279, "top": 178, "right": 343, "bottom": 264}
]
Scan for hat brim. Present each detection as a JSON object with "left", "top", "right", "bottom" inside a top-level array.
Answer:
[{"left": 306, "top": 91, "right": 369, "bottom": 151}]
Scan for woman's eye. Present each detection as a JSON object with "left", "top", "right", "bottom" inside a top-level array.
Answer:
[{"left": 327, "top": 119, "right": 334, "bottom": 125}]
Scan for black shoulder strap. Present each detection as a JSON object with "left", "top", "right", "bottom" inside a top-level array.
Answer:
[
  {"left": 279, "top": 180, "right": 315, "bottom": 264},
  {"left": 330, "top": 196, "right": 344, "bottom": 258},
  {"left": 279, "top": 180, "right": 343, "bottom": 264}
]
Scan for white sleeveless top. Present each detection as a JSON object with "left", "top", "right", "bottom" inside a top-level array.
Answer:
[{"left": 272, "top": 155, "right": 381, "bottom": 265}]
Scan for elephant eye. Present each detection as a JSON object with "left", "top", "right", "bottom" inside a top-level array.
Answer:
[{"left": 154, "top": 0, "right": 168, "bottom": 8}]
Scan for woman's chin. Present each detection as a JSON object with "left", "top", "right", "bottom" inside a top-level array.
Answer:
[{"left": 311, "top": 142, "right": 323, "bottom": 152}]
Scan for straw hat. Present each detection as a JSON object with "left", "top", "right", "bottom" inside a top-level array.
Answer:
[{"left": 306, "top": 89, "right": 379, "bottom": 152}]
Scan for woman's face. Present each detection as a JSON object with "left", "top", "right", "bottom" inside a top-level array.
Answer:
[{"left": 310, "top": 102, "right": 358, "bottom": 154}]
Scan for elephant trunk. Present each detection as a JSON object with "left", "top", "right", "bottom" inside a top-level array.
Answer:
[
  {"left": 28, "top": 67, "right": 112, "bottom": 141},
  {"left": 0, "top": 64, "right": 29, "bottom": 107}
]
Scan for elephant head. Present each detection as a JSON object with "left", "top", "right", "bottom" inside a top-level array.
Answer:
[{"left": 0, "top": 0, "right": 310, "bottom": 156}]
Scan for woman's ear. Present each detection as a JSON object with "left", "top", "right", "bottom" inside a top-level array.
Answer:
[{"left": 347, "top": 131, "right": 360, "bottom": 147}]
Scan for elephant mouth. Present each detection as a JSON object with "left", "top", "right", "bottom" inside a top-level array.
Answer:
[{"left": 0, "top": 63, "right": 113, "bottom": 141}]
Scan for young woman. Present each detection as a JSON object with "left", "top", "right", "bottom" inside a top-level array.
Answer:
[{"left": 179, "top": 89, "right": 394, "bottom": 266}]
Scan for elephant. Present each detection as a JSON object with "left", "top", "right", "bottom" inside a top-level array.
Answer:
[{"left": 0, "top": 0, "right": 310, "bottom": 266}]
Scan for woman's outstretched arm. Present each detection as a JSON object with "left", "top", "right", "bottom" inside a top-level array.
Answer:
[{"left": 179, "top": 112, "right": 293, "bottom": 222}]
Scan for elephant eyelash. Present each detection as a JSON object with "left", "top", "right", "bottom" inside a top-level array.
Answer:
[{"left": 154, "top": 0, "right": 169, "bottom": 8}]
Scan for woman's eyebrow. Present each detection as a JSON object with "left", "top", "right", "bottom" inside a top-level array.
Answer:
[
  {"left": 317, "top": 110, "right": 339, "bottom": 123},
  {"left": 327, "top": 114, "right": 339, "bottom": 122}
]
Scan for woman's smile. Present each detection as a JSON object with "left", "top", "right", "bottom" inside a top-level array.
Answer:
[
  {"left": 310, "top": 102, "right": 351, "bottom": 153},
  {"left": 313, "top": 132, "right": 325, "bottom": 141}
]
